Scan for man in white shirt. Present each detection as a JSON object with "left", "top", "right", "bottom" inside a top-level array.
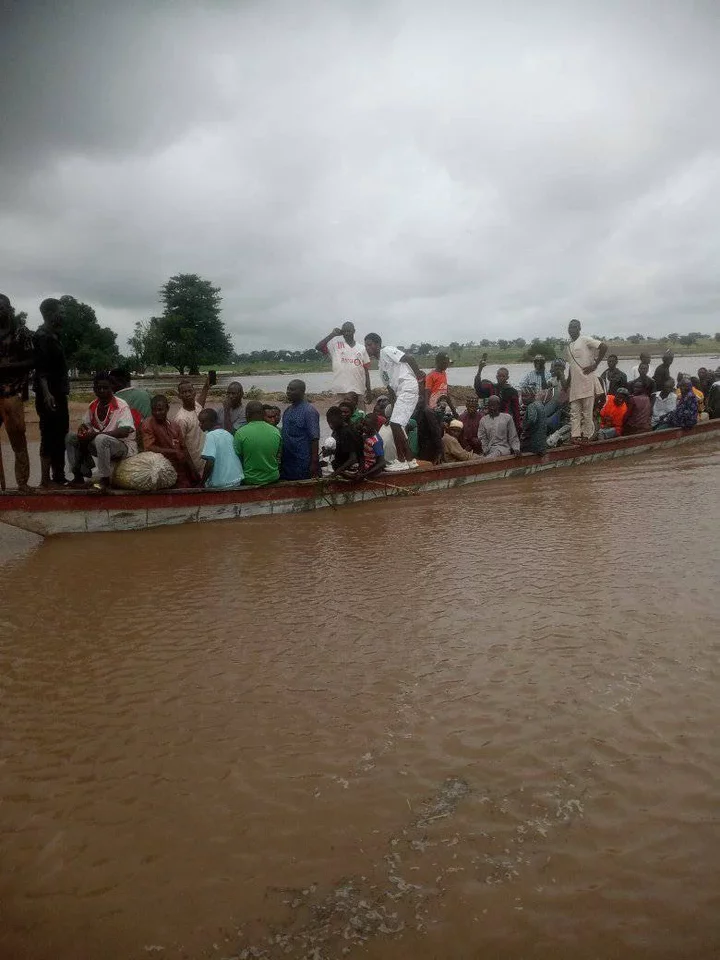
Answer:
[
  {"left": 364, "top": 333, "right": 425, "bottom": 472},
  {"left": 66, "top": 372, "right": 137, "bottom": 487},
  {"left": 652, "top": 376, "right": 677, "bottom": 428},
  {"left": 564, "top": 319, "right": 607, "bottom": 443},
  {"left": 315, "top": 321, "right": 371, "bottom": 405}
]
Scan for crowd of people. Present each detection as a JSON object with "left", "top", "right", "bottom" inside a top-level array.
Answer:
[{"left": 1, "top": 297, "right": 719, "bottom": 492}]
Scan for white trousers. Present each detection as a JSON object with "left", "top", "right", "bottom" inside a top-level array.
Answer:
[{"left": 570, "top": 397, "right": 595, "bottom": 439}]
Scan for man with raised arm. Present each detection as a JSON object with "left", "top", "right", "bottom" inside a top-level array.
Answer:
[
  {"left": 364, "top": 333, "right": 424, "bottom": 472},
  {"left": 315, "top": 321, "right": 372, "bottom": 407},
  {"left": 564, "top": 319, "right": 607, "bottom": 444}
]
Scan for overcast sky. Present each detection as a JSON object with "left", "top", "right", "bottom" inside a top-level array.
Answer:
[{"left": 2, "top": 0, "right": 719, "bottom": 351}]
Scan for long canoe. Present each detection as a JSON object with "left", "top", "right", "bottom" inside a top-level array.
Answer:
[{"left": 1, "top": 421, "right": 718, "bottom": 537}]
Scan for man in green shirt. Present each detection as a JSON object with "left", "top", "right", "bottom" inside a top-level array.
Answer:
[
  {"left": 109, "top": 368, "right": 152, "bottom": 419},
  {"left": 234, "top": 400, "right": 282, "bottom": 486}
]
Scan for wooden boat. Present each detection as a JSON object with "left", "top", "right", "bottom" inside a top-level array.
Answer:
[{"left": 1, "top": 421, "right": 718, "bottom": 537}]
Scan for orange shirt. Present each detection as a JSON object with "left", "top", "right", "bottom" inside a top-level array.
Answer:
[
  {"left": 599, "top": 396, "right": 628, "bottom": 434},
  {"left": 425, "top": 370, "right": 448, "bottom": 408}
]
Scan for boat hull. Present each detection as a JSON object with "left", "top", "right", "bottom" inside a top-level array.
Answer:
[{"left": 1, "top": 422, "right": 718, "bottom": 536}]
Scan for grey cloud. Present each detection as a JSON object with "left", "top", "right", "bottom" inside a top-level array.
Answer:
[{"left": 1, "top": 0, "right": 720, "bottom": 350}]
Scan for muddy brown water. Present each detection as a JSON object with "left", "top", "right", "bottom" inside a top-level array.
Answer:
[{"left": 1, "top": 440, "right": 720, "bottom": 960}]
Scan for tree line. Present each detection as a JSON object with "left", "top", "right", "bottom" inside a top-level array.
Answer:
[{"left": 19, "top": 272, "right": 720, "bottom": 375}]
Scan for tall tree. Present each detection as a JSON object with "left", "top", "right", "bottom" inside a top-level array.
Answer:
[
  {"left": 154, "top": 274, "right": 233, "bottom": 374},
  {"left": 58, "top": 295, "right": 120, "bottom": 374}
]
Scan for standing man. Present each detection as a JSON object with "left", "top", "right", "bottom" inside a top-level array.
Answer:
[
  {"left": 478, "top": 395, "right": 521, "bottom": 459},
  {"left": 0, "top": 293, "right": 35, "bottom": 492},
  {"left": 173, "top": 376, "right": 210, "bottom": 475},
  {"left": 599, "top": 354, "right": 628, "bottom": 396},
  {"left": 34, "top": 298, "right": 70, "bottom": 487},
  {"left": 519, "top": 355, "right": 549, "bottom": 396},
  {"left": 280, "top": 379, "right": 320, "bottom": 480},
  {"left": 652, "top": 350, "right": 674, "bottom": 389},
  {"left": 315, "top": 321, "right": 372, "bottom": 407},
  {"left": 217, "top": 380, "right": 246, "bottom": 433},
  {"left": 629, "top": 351, "right": 652, "bottom": 381},
  {"left": 425, "top": 351, "right": 458, "bottom": 414},
  {"left": 364, "top": 333, "right": 424, "bottom": 472},
  {"left": 565, "top": 319, "right": 607, "bottom": 444}
]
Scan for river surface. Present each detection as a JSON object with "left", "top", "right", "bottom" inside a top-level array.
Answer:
[
  {"left": 1, "top": 440, "right": 720, "bottom": 959},
  {"left": 136, "top": 355, "right": 720, "bottom": 394}
]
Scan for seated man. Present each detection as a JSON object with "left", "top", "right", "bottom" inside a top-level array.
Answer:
[
  {"left": 598, "top": 387, "right": 630, "bottom": 439},
  {"left": 234, "top": 400, "right": 281, "bottom": 486},
  {"left": 360, "top": 413, "right": 386, "bottom": 478},
  {"left": 338, "top": 396, "right": 365, "bottom": 427},
  {"left": 651, "top": 377, "right": 677, "bottom": 429},
  {"left": 707, "top": 368, "right": 720, "bottom": 420},
  {"left": 459, "top": 397, "right": 483, "bottom": 454},
  {"left": 478, "top": 395, "right": 521, "bottom": 459},
  {"left": 623, "top": 381, "right": 653, "bottom": 434},
  {"left": 198, "top": 408, "right": 244, "bottom": 489},
  {"left": 678, "top": 375, "right": 706, "bottom": 417},
  {"left": 657, "top": 377, "right": 699, "bottom": 430},
  {"left": 520, "top": 389, "right": 547, "bottom": 454},
  {"left": 630, "top": 362, "right": 656, "bottom": 397},
  {"left": 325, "top": 405, "right": 363, "bottom": 479},
  {"left": 109, "top": 368, "right": 152, "bottom": 423},
  {"left": 66, "top": 372, "right": 137, "bottom": 487},
  {"left": 341, "top": 392, "right": 367, "bottom": 424},
  {"left": 411, "top": 395, "right": 444, "bottom": 464},
  {"left": 442, "top": 419, "right": 479, "bottom": 462},
  {"left": 140, "top": 394, "right": 199, "bottom": 487}
]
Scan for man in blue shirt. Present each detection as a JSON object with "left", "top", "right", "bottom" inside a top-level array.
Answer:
[
  {"left": 280, "top": 380, "right": 320, "bottom": 480},
  {"left": 198, "top": 408, "right": 244, "bottom": 489}
]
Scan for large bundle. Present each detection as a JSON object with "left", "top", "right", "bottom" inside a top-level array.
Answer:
[{"left": 112, "top": 452, "right": 178, "bottom": 491}]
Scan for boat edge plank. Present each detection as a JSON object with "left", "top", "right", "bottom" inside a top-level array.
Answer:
[{"left": 1, "top": 422, "right": 718, "bottom": 536}]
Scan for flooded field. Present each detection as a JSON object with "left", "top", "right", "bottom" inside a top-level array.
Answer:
[{"left": 1, "top": 439, "right": 719, "bottom": 959}]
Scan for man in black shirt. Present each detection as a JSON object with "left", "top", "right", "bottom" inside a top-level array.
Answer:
[
  {"left": 326, "top": 406, "right": 364, "bottom": 478},
  {"left": 34, "top": 298, "right": 70, "bottom": 486},
  {"left": 599, "top": 354, "right": 628, "bottom": 395},
  {"left": 0, "top": 293, "right": 35, "bottom": 491},
  {"left": 652, "top": 350, "right": 674, "bottom": 390}
]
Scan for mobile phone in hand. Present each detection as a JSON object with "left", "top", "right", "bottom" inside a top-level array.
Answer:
[{"left": 208, "top": 370, "right": 217, "bottom": 386}]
